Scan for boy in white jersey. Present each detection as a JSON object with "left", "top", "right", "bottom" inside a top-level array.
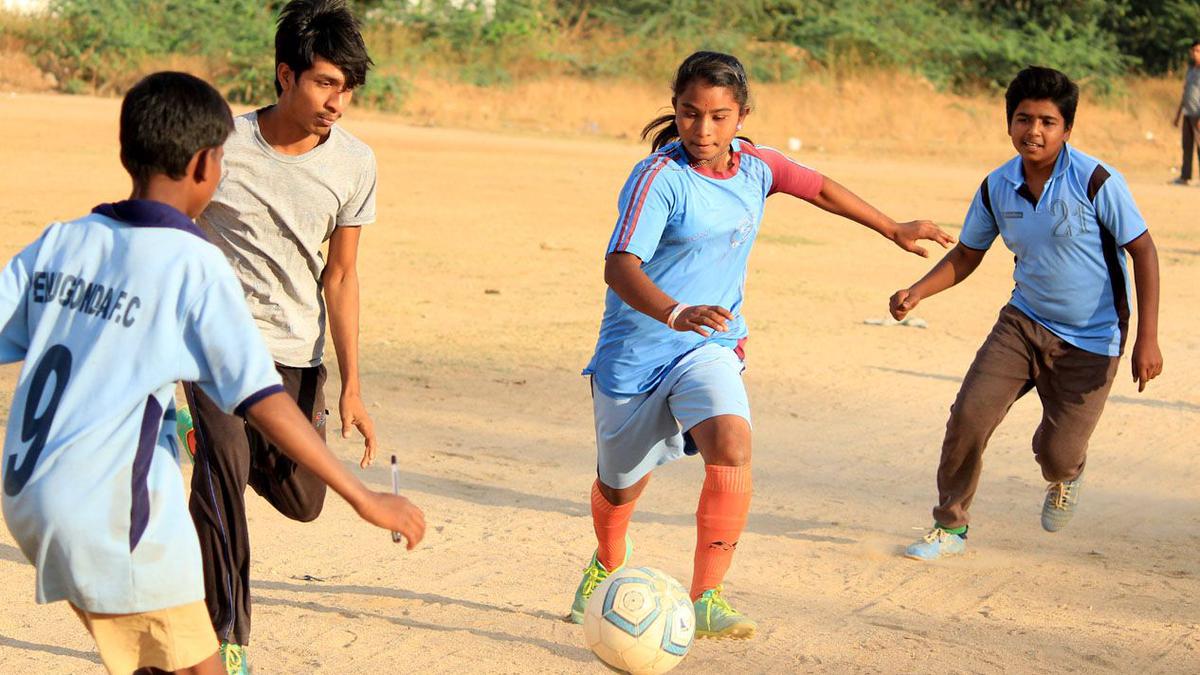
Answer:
[
  {"left": 184, "top": 2, "right": 384, "bottom": 665},
  {"left": 0, "top": 72, "right": 424, "bottom": 675}
]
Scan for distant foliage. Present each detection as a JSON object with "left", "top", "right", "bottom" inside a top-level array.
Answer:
[
  {"left": 30, "top": 0, "right": 276, "bottom": 99},
  {"left": 11, "top": 0, "right": 1200, "bottom": 105},
  {"left": 1101, "top": 0, "right": 1200, "bottom": 74},
  {"left": 25, "top": 0, "right": 407, "bottom": 109}
]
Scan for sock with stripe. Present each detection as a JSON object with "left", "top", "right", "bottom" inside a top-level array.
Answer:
[{"left": 691, "top": 464, "right": 752, "bottom": 599}]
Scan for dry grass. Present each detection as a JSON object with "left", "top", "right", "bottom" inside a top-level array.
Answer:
[
  {"left": 384, "top": 71, "right": 1184, "bottom": 176},
  {"left": 0, "top": 11, "right": 50, "bottom": 92},
  {"left": 0, "top": 21, "right": 1185, "bottom": 177}
]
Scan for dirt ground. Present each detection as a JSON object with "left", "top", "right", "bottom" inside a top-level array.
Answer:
[{"left": 0, "top": 92, "right": 1197, "bottom": 674}]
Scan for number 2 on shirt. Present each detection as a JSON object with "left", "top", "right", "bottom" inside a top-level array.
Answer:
[
  {"left": 1050, "top": 199, "right": 1090, "bottom": 238},
  {"left": 4, "top": 345, "right": 73, "bottom": 496}
]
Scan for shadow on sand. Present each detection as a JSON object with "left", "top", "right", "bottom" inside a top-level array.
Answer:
[
  {"left": 369, "top": 468, "right": 853, "bottom": 545},
  {"left": 0, "top": 636, "right": 99, "bottom": 666},
  {"left": 252, "top": 592, "right": 594, "bottom": 663},
  {"left": 871, "top": 366, "right": 1199, "bottom": 413}
]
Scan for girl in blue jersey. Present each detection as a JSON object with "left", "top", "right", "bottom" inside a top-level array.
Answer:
[{"left": 569, "top": 51, "right": 954, "bottom": 638}]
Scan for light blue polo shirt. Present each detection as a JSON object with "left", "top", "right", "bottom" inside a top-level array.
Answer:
[
  {"left": 584, "top": 139, "right": 823, "bottom": 396},
  {"left": 0, "top": 200, "right": 283, "bottom": 613},
  {"left": 961, "top": 144, "right": 1147, "bottom": 356}
]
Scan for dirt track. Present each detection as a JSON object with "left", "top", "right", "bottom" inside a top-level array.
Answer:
[{"left": 0, "top": 92, "right": 1196, "bottom": 673}]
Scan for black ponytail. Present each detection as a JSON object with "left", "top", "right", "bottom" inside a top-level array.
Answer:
[{"left": 641, "top": 51, "right": 751, "bottom": 152}]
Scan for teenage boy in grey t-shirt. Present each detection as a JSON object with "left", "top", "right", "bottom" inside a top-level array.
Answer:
[
  {"left": 184, "top": 1, "right": 386, "bottom": 667},
  {"left": 1173, "top": 40, "right": 1200, "bottom": 184}
]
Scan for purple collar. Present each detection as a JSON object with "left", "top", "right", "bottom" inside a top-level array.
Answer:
[{"left": 92, "top": 199, "right": 207, "bottom": 240}]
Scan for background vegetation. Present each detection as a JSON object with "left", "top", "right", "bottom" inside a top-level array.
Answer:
[{"left": 5, "top": 0, "right": 1200, "bottom": 109}]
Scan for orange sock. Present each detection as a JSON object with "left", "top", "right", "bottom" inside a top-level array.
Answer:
[
  {"left": 691, "top": 464, "right": 752, "bottom": 599},
  {"left": 591, "top": 480, "right": 637, "bottom": 571}
]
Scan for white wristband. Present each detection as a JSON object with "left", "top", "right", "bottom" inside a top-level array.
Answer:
[{"left": 667, "top": 303, "right": 691, "bottom": 329}]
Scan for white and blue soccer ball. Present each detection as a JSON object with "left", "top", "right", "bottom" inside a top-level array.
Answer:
[{"left": 583, "top": 566, "right": 695, "bottom": 675}]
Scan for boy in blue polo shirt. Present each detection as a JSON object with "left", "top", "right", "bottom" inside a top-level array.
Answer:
[
  {"left": 889, "top": 66, "right": 1163, "bottom": 560},
  {"left": 0, "top": 72, "right": 424, "bottom": 673}
]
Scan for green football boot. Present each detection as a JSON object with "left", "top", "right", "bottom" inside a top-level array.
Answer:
[
  {"left": 568, "top": 536, "right": 632, "bottom": 624},
  {"left": 694, "top": 585, "right": 756, "bottom": 639},
  {"left": 176, "top": 404, "right": 197, "bottom": 463},
  {"left": 219, "top": 642, "right": 249, "bottom": 675}
]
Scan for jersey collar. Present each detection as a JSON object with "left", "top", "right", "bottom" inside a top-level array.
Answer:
[
  {"left": 686, "top": 137, "right": 743, "bottom": 180},
  {"left": 1000, "top": 143, "right": 1073, "bottom": 186},
  {"left": 91, "top": 200, "right": 208, "bottom": 240}
]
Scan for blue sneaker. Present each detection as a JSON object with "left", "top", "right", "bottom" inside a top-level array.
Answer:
[
  {"left": 1041, "top": 471, "right": 1084, "bottom": 532},
  {"left": 905, "top": 525, "right": 967, "bottom": 560}
]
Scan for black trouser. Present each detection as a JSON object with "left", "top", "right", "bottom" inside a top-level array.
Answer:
[
  {"left": 1182, "top": 115, "right": 1199, "bottom": 180},
  {"left": 184, "top": 364, "right": 328, "bottom": 646}
]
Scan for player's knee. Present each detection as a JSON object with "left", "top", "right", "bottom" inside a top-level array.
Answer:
[
  {"left": 690, "top": 416, "right": 751, "bottom": 465},
  {"left": 1034, "top": 441, "right": 1085, "bottom": 482},
  {"left": 288, "top": 496, "right": 326, "bottom": 523},
  {"left": 703, "top": 439, "right": 751, "bottom": 467},
  {"left": 716, "top": 447, "right": 751, "bottom": 466},
  {"left": 946, "top": 399, "right": 1002, "bottom": 438}
]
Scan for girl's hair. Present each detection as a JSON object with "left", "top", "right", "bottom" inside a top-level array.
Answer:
[{"left": 641, "top": 51, "right": 751, "bottom": 152}]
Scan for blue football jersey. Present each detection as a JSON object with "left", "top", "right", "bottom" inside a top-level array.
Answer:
[
  {"left": 961, "top": 144, "right": 1147, "bottom": 356},
  {"left": 584, "top": 139, "right": 823, "bottom": 396},
  {"left": 0, "top": 200, "right": 283, "bottom": 613}
]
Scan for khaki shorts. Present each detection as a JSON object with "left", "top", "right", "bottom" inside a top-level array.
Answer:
[{"left": 71, "top": 600, "right": 218, "bottom": 674}]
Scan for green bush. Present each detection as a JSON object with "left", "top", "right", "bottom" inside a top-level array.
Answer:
[
  {"left": 23, "top": 0, "right": 404, "bottom": 105},
  {"left": 29, "top": 0, "right": 276, "bottom": 96},
  {"left": 10, "top": 0, "right": 1198, "bottom": 106}
]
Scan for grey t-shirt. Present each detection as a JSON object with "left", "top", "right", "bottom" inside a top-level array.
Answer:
[
  {"left": 1183, "top": 67, "right": 1200, "bottom": 117},
  {"left": 199, "top": 109, "right": 377, "bottom": 367}
]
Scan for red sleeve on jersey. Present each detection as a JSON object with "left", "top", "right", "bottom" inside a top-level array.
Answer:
[{"left": 740, "top": 143, "right": 824, "bottom": 199}]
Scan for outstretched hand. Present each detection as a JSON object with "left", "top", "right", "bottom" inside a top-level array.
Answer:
[
  {"left": 357, "top": 492, "right": 426, "bottom": 550},
  {"left": 891, "top": 220, "right": 955, "bottom": 257},
  {"left": 889, "top": 288, "right": 921, "bottom": 320},
  {"left": 340, "top": 392, "right": 378, "bottom": 468}
]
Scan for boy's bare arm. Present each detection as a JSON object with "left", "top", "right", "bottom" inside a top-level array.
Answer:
[
  {"left": 323, "top": 225, "right": 377, "bottom": 468},
  {"left": 1123, "top": 231, "right": 1163, "bottom": 392},
  {"left": 245, "top": 392, "right": 425, "bottom": 548},
  {"left": 805, "top": 176, "right": 955, "bottom": 257},
  {"left": 604, "top": 252, "right": 733, "bottom": 336},
  {"left": 889, "top": 243, "right": 987, "bottom": 320}
]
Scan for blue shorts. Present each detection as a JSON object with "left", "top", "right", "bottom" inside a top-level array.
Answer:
[{"left": 591, "top": 343, "right": 751, "bottom": 489}]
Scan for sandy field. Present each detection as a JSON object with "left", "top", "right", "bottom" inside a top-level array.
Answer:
[{"left": 0, "top": 91, "right": 1197, "bottom": 674}]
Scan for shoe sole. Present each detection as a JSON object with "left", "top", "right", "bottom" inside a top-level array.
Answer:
[
  {"left": 903, "top": 548, "right": 965, "bottom": 561},
  {"left": 696, "top": 624, "right": 756, "bottom": 640},
  {"left": 568, "top": 609, "right": 584, "bottom": 624},
  {"left": 1041, "top": 518, "right": 1071, "bottom": 533}
]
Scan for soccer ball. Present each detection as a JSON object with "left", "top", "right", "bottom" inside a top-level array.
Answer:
[{"left": 583, "top": 566, "right": 695, "bottom": 675}]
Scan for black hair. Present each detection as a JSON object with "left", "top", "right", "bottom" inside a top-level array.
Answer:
[
  {"left": 119, "top": 71, "right": 233, "bottom": 186},
  {"left": 274, "top": 0, "right": 372, "bottom": 96},
  {"left": 642, "top": 51, "right": 751, "bottom": 152},
  {"left": 1191, "top": 39, "right": 1200, "bottom": 49},
  {"left": 1004, "top": 66, "right": 1079, "bottom": 129}
]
